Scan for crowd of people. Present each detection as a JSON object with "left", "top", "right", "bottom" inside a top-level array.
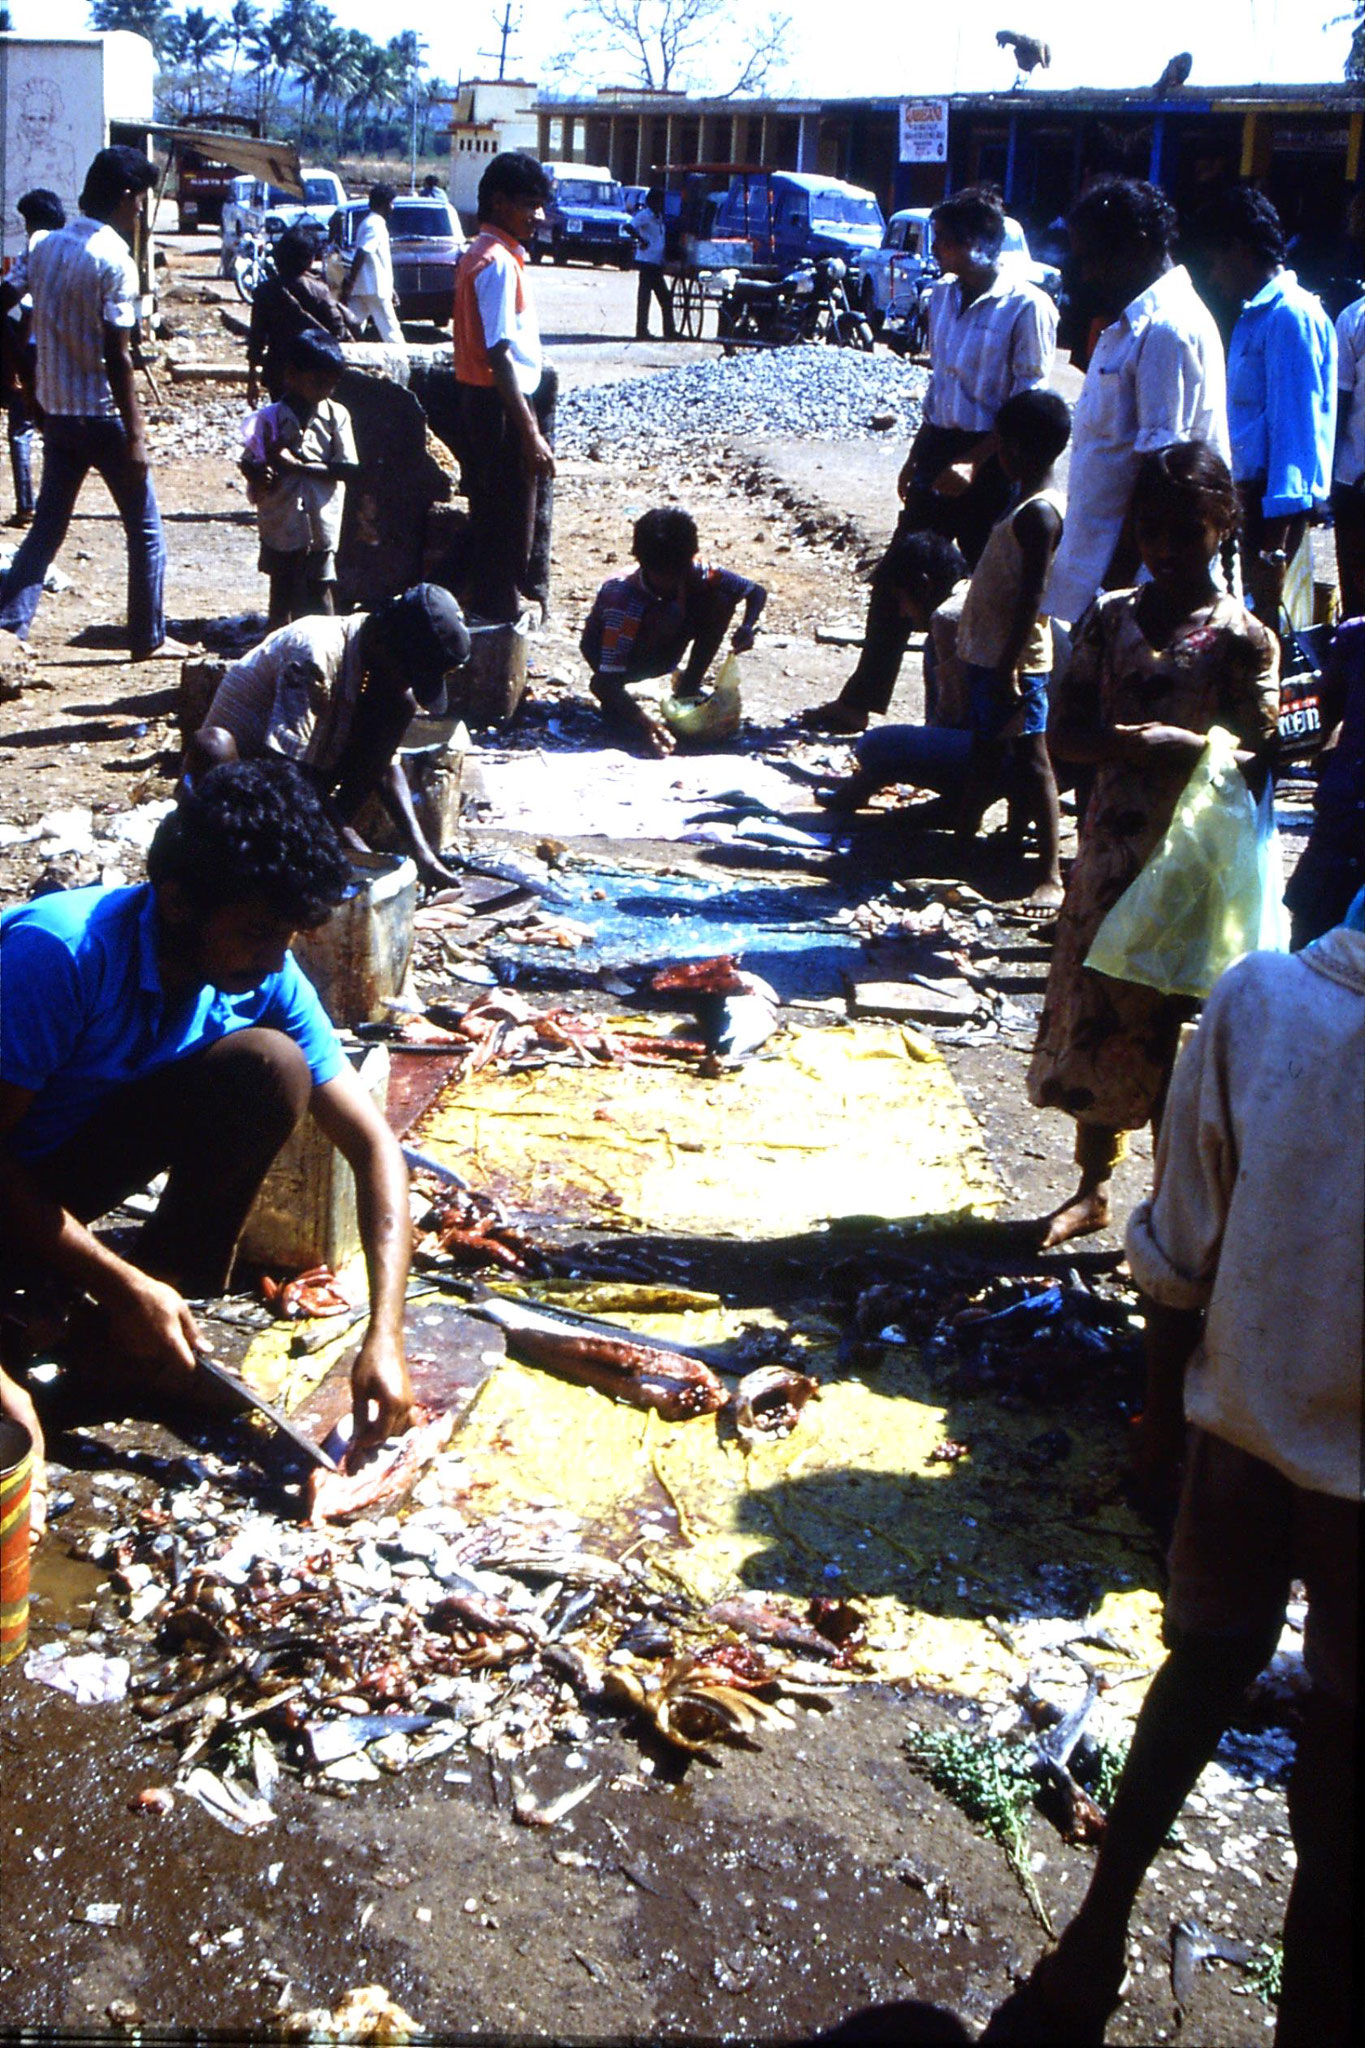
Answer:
[{"left": 0, "top": 143, "right": 1361, "bottom": 2046}]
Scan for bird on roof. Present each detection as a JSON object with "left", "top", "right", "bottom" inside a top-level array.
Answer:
[
  {"left": 996, "top": 30, "right": 1052, "bottom": 88},
  {"left": 1153, "top": 51, "right": 1193, "bottom": 95}
]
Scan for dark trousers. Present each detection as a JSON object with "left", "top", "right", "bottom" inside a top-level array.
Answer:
[
  {"left": 840, "top": 429, "right": 1013, "bottom": 719},
  {"left": 1332, "top": 480, "right": 1365, "bottom": 622},
  {"left": 5, "top": 392, "right": 35, "bottom": 518},
  {"left": 456, "top": 364, "right": 557, "bottom": 623},
  {"left": 0, "top": 416, "right": 166, "bottom": 656},
  {"left": 31, "top": 1029, "right": 311, "bottom": 1296},
  {"left": 635, "top": 265, "right": 675, "bottom": 341}
]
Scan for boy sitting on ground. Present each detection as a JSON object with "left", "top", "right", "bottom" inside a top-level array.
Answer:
[
  {"left": 242, "top": 329, "right": 358, "bottom": 630},
  {"left": 580, "top": 507, "right": 767, "bottom": 756},
  {"left": 819, "top": 393, "right": 1068, "bottom": 909}
]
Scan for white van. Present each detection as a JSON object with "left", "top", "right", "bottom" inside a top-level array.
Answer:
[{"left": 219, "top": 168, "right": 347, "bottom": 273}]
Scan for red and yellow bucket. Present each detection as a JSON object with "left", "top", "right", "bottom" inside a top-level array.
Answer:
[{"left": 0, "top": 1417, "right": 33, "bottom": 1666}]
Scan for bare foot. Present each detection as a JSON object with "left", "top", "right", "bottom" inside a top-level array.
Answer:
[
  {"left": 799, "top": 698, "right": 868, "bottom": 735},
  {"left": 1013, "top": 877, "right": 1065, "bottom": 922},
  {"left": 1039, "top": 1186, "right": 1111, "bottom": 1249},
  {"left": 981, "top": 1927, "right": 1126, "bottom": 2044},
  {"left": 607, "top": 695, "right": 674, "bottom": 758}
]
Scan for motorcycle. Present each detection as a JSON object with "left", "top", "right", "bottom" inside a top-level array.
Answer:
[
  {"left": 231, "top": 227, "right": 272, "bottom": 304},
  {"left": 718, "top": 257, "right": 874, "bottom": 353}
]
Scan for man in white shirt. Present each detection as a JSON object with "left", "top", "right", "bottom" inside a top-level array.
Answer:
[
  {"left": 803, "top": 186, "right": 1056, "bottom": 732},
  {"left": 453, "top": 152, "right": 556, "bottom": 624},
  {"left": 342, "top": 184, "right": 404, "bottom": 348},
  {"left": 1045, "top": 176, "right": 1229, "bottom": 628},
  {"left": 632, "top": 188, "right": 675, "bottom": 342},
  {"left": 0, "top": 148, "right": 184, "bottom": 689}
]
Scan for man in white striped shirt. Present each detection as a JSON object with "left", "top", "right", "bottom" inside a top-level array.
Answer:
[
  {"left": 0, "top": 147, "right": 181, "bottom": 680},
  {"left": 803, "top": 187, "right": 1057, "bottom": 732}
]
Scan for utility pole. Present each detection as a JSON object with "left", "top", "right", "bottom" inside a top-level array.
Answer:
[
  {"left": 479, "top": 4, "right": 521, "bottom": 81},
  {"left": 403, "top": 32, "right": 428, "bottom": 192}
]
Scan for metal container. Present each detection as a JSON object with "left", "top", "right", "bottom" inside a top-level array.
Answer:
[
  {"left": 0, "top": 1416, "right": 33, "bottom": 1668},
  {"left": 292, "top": 852, "right": 418, "bottom": 1031},
  {"left": 239, "top": 1044, "right": 391, "bottom": 1272}
]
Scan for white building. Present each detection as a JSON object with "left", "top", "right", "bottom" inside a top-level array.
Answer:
[{"left": 440, "top": 77, "right": 539, "bottom": 218}]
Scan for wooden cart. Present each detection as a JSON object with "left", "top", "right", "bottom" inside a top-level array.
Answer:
[{"left": 656, "top": 165, "right": 780, "bottom": 341}]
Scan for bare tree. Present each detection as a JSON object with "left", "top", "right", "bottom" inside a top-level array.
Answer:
[{"left": 553, "top": 0, "right": 790, "bottom": 98}]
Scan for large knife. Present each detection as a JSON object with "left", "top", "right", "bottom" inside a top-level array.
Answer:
[{"left": 193, "top": 1349, "right": 339, "bottom": 1469}]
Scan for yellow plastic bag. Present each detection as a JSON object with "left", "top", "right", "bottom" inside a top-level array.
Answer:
[
  {"left": 1085, "top": 727, "right": 1268, "bottom": 999},
  {"left": 660, "top": 651, "right": 742, "bottom": 745}
]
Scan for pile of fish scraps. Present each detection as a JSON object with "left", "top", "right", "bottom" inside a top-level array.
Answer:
[{"left": 60, "top": 1435, "right": 869, "bottom": 1832}]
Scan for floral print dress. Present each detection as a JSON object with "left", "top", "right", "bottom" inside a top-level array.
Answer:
[{"left": 1028, "top": 589, "right": 1280, "bottom": 1130}]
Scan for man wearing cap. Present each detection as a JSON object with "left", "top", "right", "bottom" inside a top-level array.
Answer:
[
  {"left": 184, "top": 584, "right": 471, "bottom": 891},
  {"left": 452, "top": 151, "right": 556, "bottom": 624}
]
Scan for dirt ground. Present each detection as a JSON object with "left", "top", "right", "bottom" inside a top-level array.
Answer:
[{"left": 0, "top": 248, "right": 1305, "bottom": 2044}]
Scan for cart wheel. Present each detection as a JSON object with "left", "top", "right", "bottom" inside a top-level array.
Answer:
[{"left": 675, "top": 274, "right": 704, "bottom": 341}]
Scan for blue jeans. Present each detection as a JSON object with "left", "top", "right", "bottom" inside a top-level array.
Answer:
[
  {"left": 6, "top": 393, "right": 35, "bottom": 518},
  {"left": 0, "top": 416, "right": 165, "bottom": 656}
]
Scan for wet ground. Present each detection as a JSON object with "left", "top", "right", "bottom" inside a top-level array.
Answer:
[{"left": 0, "top": 250, "right": 1309, "bottom": 2043}]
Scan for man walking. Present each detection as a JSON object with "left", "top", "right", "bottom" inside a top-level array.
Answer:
[
  {"left": 453, "top": 151, "right": 557, "bottom": 624},
  {"left": 1045, "top": 176, "right": 1228, "bottom": 630},
  {"left": 803, "top": 185, "right": 1056, "bottom": 732},
  {"left": 0, "top": 147, "right": 181, "bottom": 689},
  {"left": 1202, "top": 186, "right": 1336, "bottom": 629},
  {"left": 342, "top": 184, "right": 404, "bottom": 347},
  {"left": 632, "top": 189, "right": 675, "bottom": 342}
]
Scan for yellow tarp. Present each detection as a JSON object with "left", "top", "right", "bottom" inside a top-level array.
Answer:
[
  {"left": 447, "top": 1306, "right": 1166, "bottom": 1703},
  {"left": 236, "top": 1028, "right": 1163, "bottom": 1716},
  {"left": 416, "top": 1022, "right": 1002, "bottom": 1237}
]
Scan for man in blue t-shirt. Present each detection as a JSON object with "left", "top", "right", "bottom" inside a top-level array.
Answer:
[{"left": 1, "top": 760, "right": 414, "bottom": 1467}]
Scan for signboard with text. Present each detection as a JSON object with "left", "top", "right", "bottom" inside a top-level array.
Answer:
[{"left": 899, "top": 99, "right": 949, "bottom": 164}]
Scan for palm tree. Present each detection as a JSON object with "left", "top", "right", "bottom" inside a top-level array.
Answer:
[
  {"left": 348, "top": 37, "right": 405, "bottom": 156},
  {"left": 223, "top": 1, "right": 261, "bottom": 112},
  {"left": 88, "top": 0, "right": 178, "bottom": 56},
  {"left": 173, "top": 7, "right": 231, "bottom": 115},
  {"left": 247, "top": 0, "right": 320, "bottom": 134}
]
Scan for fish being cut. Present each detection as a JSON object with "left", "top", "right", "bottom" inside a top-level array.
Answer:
[
  {"left": 733, "top": 1365, "right": 819, "bottom": 1451},
  {"left": 467, "top": 1296, "right": 727, "bottom": 1419},
  {"left": 306, "top": 1408, "right": 457, "bottom": 1525}
]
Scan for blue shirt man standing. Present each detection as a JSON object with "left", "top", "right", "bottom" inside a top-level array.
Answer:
[{"left": 1203, "top": 185, "right": 1336, "bottom": 628}]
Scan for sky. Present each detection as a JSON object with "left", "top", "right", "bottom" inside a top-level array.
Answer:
[{"left": 9, "top": 0, "right": 1356, "bottom": 99}]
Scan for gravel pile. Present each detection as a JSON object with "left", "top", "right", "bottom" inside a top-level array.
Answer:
[{"left": 559, "top": 347, "right": 926, "bottom": 456}]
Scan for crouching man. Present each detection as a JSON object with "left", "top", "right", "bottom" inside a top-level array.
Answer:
[{"left": 0, "top": 760, "right": 414, "bottom": 1449}]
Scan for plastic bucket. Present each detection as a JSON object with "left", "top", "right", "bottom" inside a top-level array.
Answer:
[{"left": 0, "top": 1416, "right": 33, "bottom": 1667}]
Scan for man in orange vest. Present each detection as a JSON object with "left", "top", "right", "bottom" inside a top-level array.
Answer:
[{"left": 453, "top": 152, "right": 556, "bottom": 624}]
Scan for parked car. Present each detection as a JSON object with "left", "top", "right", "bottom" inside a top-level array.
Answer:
[
  {"left": 852, "top": 207, "right": 1062, "bottom": 333},
  {"left": 175, "top": 122, "right": 262, "bottom": 234},
  {"left": 325, "top": 194, "right": 468, "bottom": 326},
  {"left": 534, "top": 163, "right": 636, "bottom": 267},
  {"left": 219, "top": 169, "right": 348, "bottom": 274},
  {"left": 710, "top": 171, "right": 884, "bottom": 273}
]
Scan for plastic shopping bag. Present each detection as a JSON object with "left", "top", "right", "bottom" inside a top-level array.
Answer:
[
  {"left": 660, "top": 652, "right": 743, "bottom": 745},
  {"left": 1085, "top": 727, "right": 1285, "bottom": 999}
]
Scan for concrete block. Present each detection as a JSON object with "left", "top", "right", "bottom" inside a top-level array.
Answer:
[{"left": 335, "top": 366, "right": 451, "bottom": 613}]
